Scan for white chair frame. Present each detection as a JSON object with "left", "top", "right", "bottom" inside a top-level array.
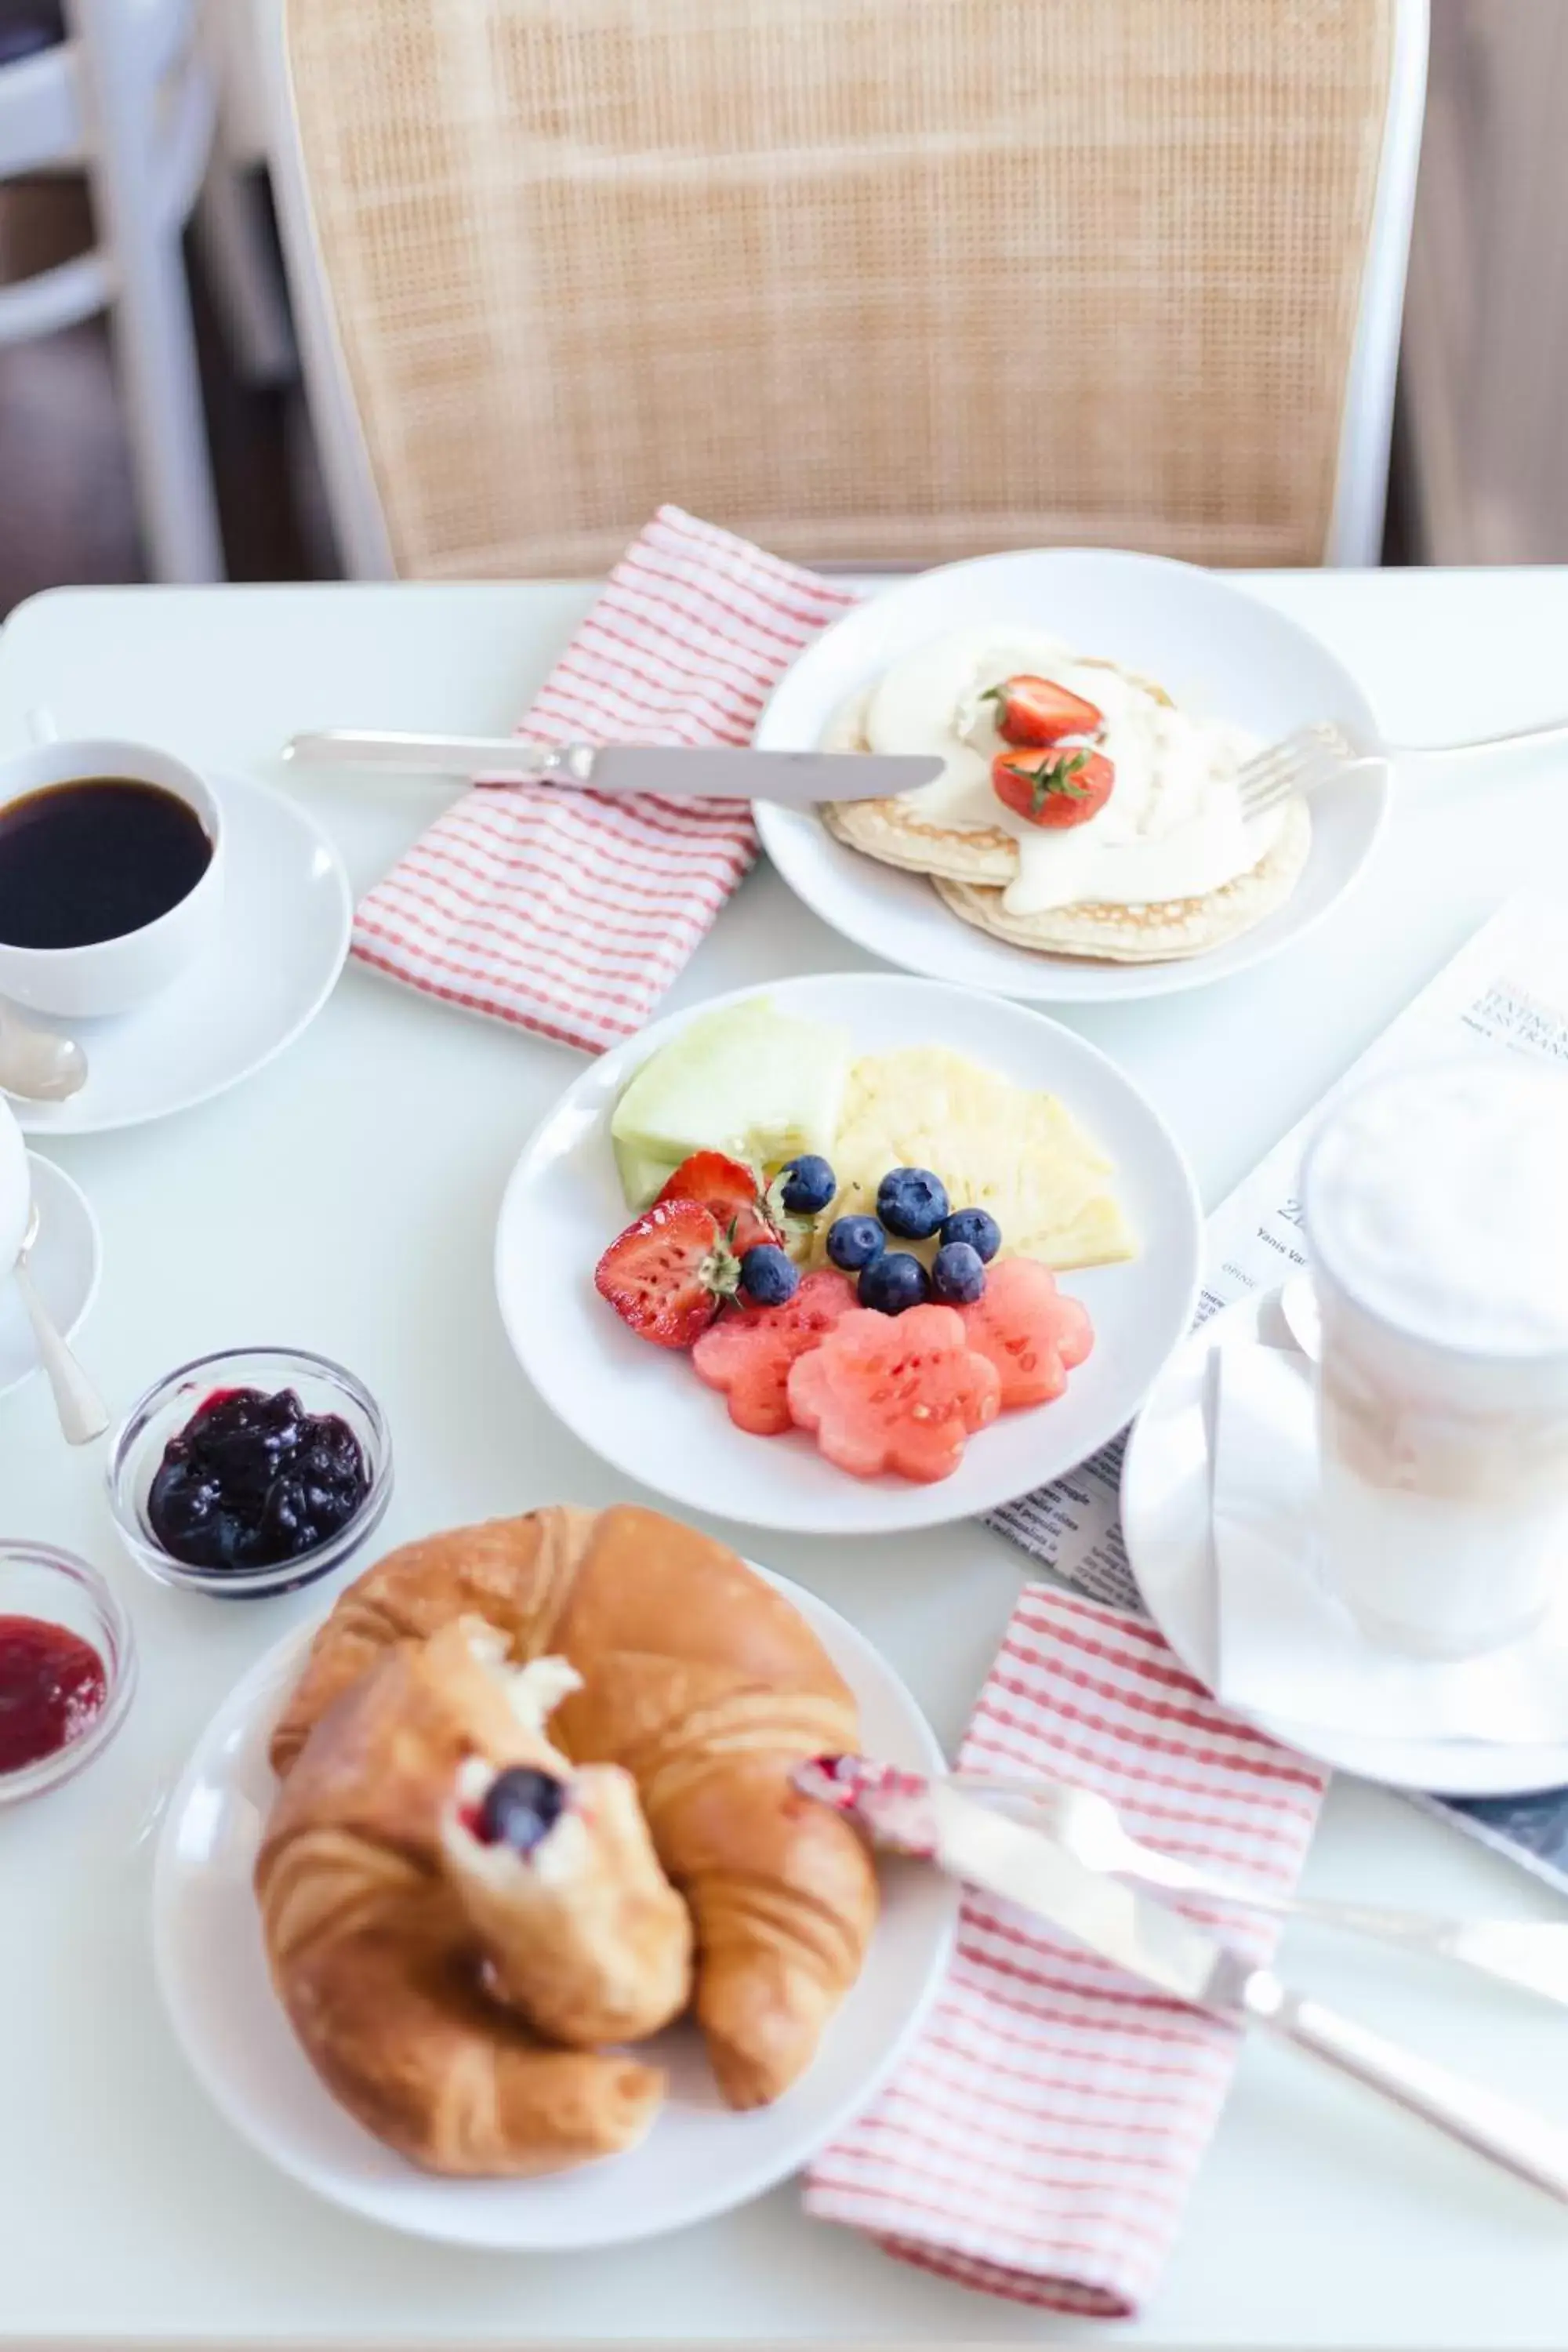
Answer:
[
  {"left": 260, "top": 0, "right": 1428, "bottom": 583},
  {"left": 0, "top": 0, "right": 227, "bottom": 582}
]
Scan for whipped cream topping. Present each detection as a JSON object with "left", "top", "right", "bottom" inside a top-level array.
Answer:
[
  {"left": 1306, "top": 1062, "right": 1568, "bottom": 1359},
  {"left": 827, "top": 626, "right": 1279, "bottom": 916}
]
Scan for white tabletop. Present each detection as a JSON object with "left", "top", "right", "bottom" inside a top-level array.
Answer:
[{"left": 4, "top": 569, "right": 1568, "bottom": 2349}]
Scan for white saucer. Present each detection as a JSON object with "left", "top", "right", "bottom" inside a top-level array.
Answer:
[
  {"left": 1120, "top": 1288, "right": 1568, "bottom": 1795},
  {"left": 493, "top": 972, "right": 1202, "bottom": 1537},
  {"left": 0, "top": 1154, "right": 100, "bottom": 1403},
  {"left": 7, "top": 772, "right": 351, "bottom": 1136},
  {"left": 153, "top": 1566, "right": 957, "bottom": 2251},
  {"left": 754, "top": 548, "right": 1390, "bottom": 1004}
]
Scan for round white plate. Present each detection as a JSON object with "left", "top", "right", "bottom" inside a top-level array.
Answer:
[
  {"left": 9, "top": 772, "right": 351, "bottom": 1136},
  {"left": 153, "top": 1566, "right": 956, "bottom": 2251},
  {"left": 753, "top": 548, "right": 1389, "bottom": 1004},
  {"left": 1121, "top": 1288, "right": 1568, "bottom": 1795},
  {"left": 0, "top": 1153, "right": 100, "bottom": 1402},
  {"left": 495, "top": 973, "right": 1202, "bottom": 1537}
]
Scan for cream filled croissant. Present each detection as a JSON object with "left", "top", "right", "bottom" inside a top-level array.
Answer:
[
  {"left": 438, "top": 1639, "right": 691, "bottom": 2046},
  {"left": 256, "top": 1617, "right": 687, "bottom": 2175}
]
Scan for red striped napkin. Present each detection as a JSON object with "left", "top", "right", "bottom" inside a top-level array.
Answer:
[
  {"left": 350, "top": 507, "right": 857, "bottom": 1053},
  {"left": 806, "top": 1584, "right": 1327, "bottom": 2318}
]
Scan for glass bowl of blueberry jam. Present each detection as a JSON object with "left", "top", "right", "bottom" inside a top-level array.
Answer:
[
  {"left": 107, "top": 1347, "right": 393, "bottom": 1599},
  {"left": 0, "top": 1544, "right": 136, "bottom": 1802}
]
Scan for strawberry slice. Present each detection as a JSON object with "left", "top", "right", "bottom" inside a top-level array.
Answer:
[
  {"left": 594, "top": 1198, "right": 739, "bottom": 1348},
  {"left": 655, "top": 1150, "right": 782, "bottom": 1254},
  {"left": 691, "top": 1270, "right": 858, "bottom": 1435},
  {"left": 982, "top": 674, "right": 1103, "bottom": 747},
  {"left": 993, "top": 745, "right": 1115, "bottom": 830}
]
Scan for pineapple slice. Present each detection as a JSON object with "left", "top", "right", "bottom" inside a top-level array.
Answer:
[{"left": 819, "top": 1047, "right": 1137, "bottom": 1272}]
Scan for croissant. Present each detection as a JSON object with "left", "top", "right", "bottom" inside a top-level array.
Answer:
[
  {"left": 270, "top": 1504, "right": 879, "bottom": 2107},
  {"left": 256, "top": 1617, "right": 683, "bottom": 2173}
]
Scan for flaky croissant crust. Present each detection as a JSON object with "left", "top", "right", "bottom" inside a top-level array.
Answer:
[{"left": 270, "top": 1504, "right": 879, "bottom": 2107}]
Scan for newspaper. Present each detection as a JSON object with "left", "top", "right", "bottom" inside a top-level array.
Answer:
[{"left": 990, "top": 888, "right": 1568, "bottom": 1606}]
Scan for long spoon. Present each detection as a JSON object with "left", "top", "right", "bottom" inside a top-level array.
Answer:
[{"left": 10, "top": 1200, "right": 108, "bottom": 1443}]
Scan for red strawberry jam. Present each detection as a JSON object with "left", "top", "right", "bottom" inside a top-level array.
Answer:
[{"left": 0, "top": 1614, "right": 107, "bottom": 1775}]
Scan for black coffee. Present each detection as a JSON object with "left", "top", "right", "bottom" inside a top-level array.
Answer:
[{"left": 0, "top": 777, "right": 212, "bottom": 949}]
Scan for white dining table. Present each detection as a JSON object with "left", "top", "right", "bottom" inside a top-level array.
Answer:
[{"left": 5, "top": 566, "right": 1568, "bottom": 2350}]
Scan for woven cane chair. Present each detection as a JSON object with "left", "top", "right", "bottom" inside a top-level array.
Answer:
[{"left": 264, "top": 0, "right": 1428, "bottom": 581}]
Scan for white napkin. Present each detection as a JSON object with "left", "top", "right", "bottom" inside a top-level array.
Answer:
[{"left": 1210, "top": 1338, "right": 1568, "bottom": 1745}]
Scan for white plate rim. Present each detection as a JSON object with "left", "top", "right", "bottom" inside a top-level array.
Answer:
[
  {"left": 492, "top": 970, "right": 1203, "bottom": 1537},
  {"left": 1120, "top": 1287, "right": 1568, "bottom": 1795},
  {"left": 0, "top": 1152, "right": 102, "bottom": 1401},
  {"left": 751, "top": 546, "right": 1392, "bottom": 1006},
  {"left": 10, "top": 770, "right": 353, "bottom": 1137},
  {"left": 151, "top": 1561, "right": 958, "bottom": 2250}
]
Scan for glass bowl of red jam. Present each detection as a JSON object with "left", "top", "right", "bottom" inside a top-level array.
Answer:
[
  {"left": 106, "top": 1347, "right": 393, "bottom": 1599},
  {"left": 0, "top": 1543, "right": 136, "bottom": 1802}
]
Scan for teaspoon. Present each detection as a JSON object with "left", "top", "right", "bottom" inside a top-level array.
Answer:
[
  {"left": 0, "top": 1005, "right": 88, "bottom": 1103},
  {"left": 10, "top": 1201, "right": 108, "bottom": 1443}
]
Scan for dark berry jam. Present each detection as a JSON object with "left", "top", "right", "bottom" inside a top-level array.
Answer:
[
  {"left": 147, "top": 1385, "right": 368, "bottom": 1573},
  {"left": 0, "top": 1615, "right": 107, "bottom": 1775}
]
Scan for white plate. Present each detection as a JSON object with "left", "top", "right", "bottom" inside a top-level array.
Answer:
[
  {"left": 495, "top": 974, "right": 1200, "bottom": 1537},
  {"left": 153, "top": 1566, "right": 956, "bottom": 2251},
  {"left": 9, "top": 772, "right": 351, "bottom": 1135},
  {"left": 0, "top": 1153, "right": 100, "bottom": 1401},
  {"left": 1120, "top": 1289, "right": 1568, "bottom": 1795},
  {"left": 754, "top": 548, "right": 1389, "bottom": 1004}
]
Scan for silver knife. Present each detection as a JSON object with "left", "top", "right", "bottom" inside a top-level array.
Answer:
[
  {"left": 931, "top": 1783, "right": 1568, "bottom": 2206},
  {"left": 281, "top": 729, "right": 941, "bottom": 808}
]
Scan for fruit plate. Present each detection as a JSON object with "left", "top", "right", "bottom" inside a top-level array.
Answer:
[
  {"left": 494, "top": 972, "right": 1202, "bottom": 1536},
  {"left": 151, "top": 1566, "right": 956, "bottom": 2251},
  {"left": 753, "top": 547, "right": 1389, "bottom": 1005}
]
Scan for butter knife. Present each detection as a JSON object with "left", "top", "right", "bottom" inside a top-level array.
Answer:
[
  {"left": 281, "top": 730, "right": 941, "bottom": 808},
  {"left": 928, "top": 1783, "right": 1568, "bottom": 2207}
]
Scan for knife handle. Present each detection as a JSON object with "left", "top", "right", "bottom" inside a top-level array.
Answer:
[
  {"left": 1244, "top": 1973, "right": 1568, "bottom": 2204},
  {"left": 284, "top": 729, "right": 593, "bottom": 782}
]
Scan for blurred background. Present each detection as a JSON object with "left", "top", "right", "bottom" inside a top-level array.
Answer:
[{"left": 0, "top": 0, "right": 1560, "bottom": 617}]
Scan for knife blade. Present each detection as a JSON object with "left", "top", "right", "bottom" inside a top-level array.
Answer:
[
  {"left": 281, "top": 730, "right": 942, "bottom": 808},
  {"left": 931, "top": 1784, "right": 1246, "bottom": 2009},
  {"left": 927, "top": 1785, "right": 1568, "bottom": 2205}
]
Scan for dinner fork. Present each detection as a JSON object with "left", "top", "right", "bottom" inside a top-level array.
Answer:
[
  {"left": 1238, "top": 710, "right": 1568, "bottom": 823},
  {"left": 956, "top": 1772, "right": 1568, "bottom": 2009}
]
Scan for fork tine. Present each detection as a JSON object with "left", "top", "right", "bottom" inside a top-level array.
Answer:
[{"left": 1236, "top": 722, "right": 1354, "bottom": 818}]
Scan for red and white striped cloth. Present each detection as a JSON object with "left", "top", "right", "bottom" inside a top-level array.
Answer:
[
  {"left": 351, "top": 507, "right": 857, "bottom": 1054},
  {"left": 805, "top": 1584, "right": 1327, "bottom": 2318}
]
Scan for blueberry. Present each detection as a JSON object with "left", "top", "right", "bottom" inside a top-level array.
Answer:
[
  {"left": 858, "top": 1251, "right": 930, "bottom": 1315},
  {"left": 826, "top": 1214, "right": 886, "bottom": 1272},
  {"left": 876, "top": 1167, "right": 950, "bottom": 1240},
  {"left": 739, "top": 1243, "right": 800, "bottom": 1306},
  {"left": 475, "top": 1766, "right": 568, "bottom": 1855},
  {"left": 778, "top": 1153, "right": 836, "bottom": 1216},
  {"left": 931, "top": 1241, "right": 987, "bottom": 1304},
  {"left": 940, "top": 1207, "right": 1001, "bottom": 1263}
]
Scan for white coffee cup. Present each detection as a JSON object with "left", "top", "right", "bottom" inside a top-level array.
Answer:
[
  {"left": 0, "top": 737, "right": 224, "bottom": 1020},
  {"left": 1301, "top": 1058, "right": 1568, "bottom": 1657}
]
